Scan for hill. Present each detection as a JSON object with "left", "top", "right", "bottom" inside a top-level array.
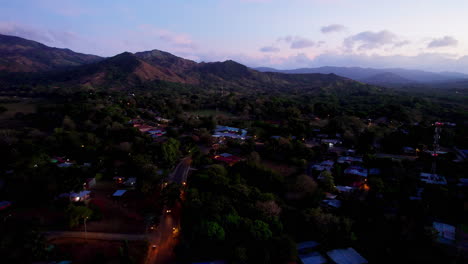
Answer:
[
  {"left": 363, "top": 72, "right": 413, "bottom": 85},
  {"left": 254, "top": 66, "right": 468, "bottom": 85},
  {"left": 0, "top": 34, "right": 102, "bottom": 72}
]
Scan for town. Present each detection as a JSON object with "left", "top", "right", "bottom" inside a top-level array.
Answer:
[{"left": 0, "top": 88, "right": 466, "bottom": 263}]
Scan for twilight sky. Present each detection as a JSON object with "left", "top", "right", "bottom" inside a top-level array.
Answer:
[{"left": 1, "top": 0, "right": 468, "bottom": 72}]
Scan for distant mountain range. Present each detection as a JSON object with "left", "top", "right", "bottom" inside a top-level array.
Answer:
[
  {"left": 0, "top": 34, "right": 102, "bottom": 72},
  {"left": 254, "top": 66, "right": 468, "bottom": 86},
  {"left": 2, "top": 34, "right": 464, "bottom": 92},
  {"left": 0, "top": 34, "right": 361, "bottom": 92}
]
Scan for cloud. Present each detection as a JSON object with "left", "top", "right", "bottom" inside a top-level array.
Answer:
[
  {"left": 0, "top": 21, "right": 197, "bottom": 57},
  {"left": 344, "top": 30, "right": 403, "bottom": 51},
  {"left": 321, "top": 24, "right": 346, "bottom": 34},
  {"left": 393, "top": 40, "right": 410, "bottom": 48},
  {"left": 260, "top": 46, "right": 280, "bottom": 52},
  {"left": 278, "top": 35, "right": 315, "bottom": 49},
  {"left": 290, "top": 37, "right": 315, "bottom": 49},
  {"left": 0, "top": 21, "right": 79, "bottom": 47},
  {"left": 427, "top": 36, "right": 458, "bottom": 48}
]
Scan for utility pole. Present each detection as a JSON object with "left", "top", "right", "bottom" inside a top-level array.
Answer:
[
  {"left": 84, "top": 216, "right": 88, "bottom": 241},
  {"left": 431, "top": 122, "right": 442, "bottom": 180}
]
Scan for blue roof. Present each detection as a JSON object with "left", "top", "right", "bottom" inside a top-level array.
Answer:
[
  {"left": 113, "top": 190, "right": 127, "bottom": 197},
  {"left": 297, "top": 241, "right": 320, "bottom": 250},
  {"left": 299, "top": 252, "right": 327, "bottom": 264},
  {"left": 327, "top": 248, "right": 368, "bottom": 264}
]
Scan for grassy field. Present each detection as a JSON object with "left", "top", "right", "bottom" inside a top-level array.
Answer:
[{"left": 0, "top": 102, "right": 37, "bottom": 119}]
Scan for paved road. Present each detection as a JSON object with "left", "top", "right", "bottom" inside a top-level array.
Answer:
[
  {"left": 145, "top": 157, "right": 192, "bottom": 264},
  {"left": 45, "top": 231, "right": 148, "bottom": 241}
]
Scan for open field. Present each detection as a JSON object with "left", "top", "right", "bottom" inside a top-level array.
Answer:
[
  {"left": 51, "top": 237, "right": 147, "bottom": 264},
  {"left": 0, "top": 102, "right": 37, "bottom": 119}
]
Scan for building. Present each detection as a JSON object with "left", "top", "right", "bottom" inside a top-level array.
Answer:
[
  {"left": 70, "top": 191, "right": 91, "bottom": 202},
  {"left": 321, "top": 199, "right": 342, "bottom": 209},
  {"left": 113, "top": 190, "right": 127, "bottom": 197},
  {"left": 312, "top": 160, "right": 335, "bottom": 172},
  {"left": 326, "top": 248, "right": 367, "bottom": 264},
  {"left": 213, "top": 153, "right": 242, "bottom": 166},
  {"left": 83, "top": 178, "right": 96, "bottom": 189},
  {"left": 322, "top": 138, "right": 341, "bottom": 147},
  {"left": 420, "top": 172, "right": 447, "bottom": 185},
  {"left": 337, "top": 156, "right": 363, "bottom": 164},
  {"left": 213, "top": 125, "right": 248, "bottom": 140},
  {"left": 0, "top": 201, "right": 12, "bottom": 211},
  {"left": 433, "top": 222, "right": 456, "bottom": 244},
  {"left": 124, "top": 177, "right": 137, "bottom": 187},
  {"left": 299, "top": 252, "right": 328, "bottom": 264}
]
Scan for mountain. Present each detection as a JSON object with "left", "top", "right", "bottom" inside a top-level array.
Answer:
[
  {"left": 0, "top": 34, "right": 102, "bottom": 72},
  {"left": 363, "top": 72, "right": 413, "bottom": 85},
  {"left": 0, "top": 34, "right": 365, "bottom": 92},
  {"left": 254, "top": 66, "right": 468, "bottom": 84}
]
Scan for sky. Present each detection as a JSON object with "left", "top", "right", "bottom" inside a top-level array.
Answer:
[{"left": 1, "top": 0, "right": 468, "bottom": 72}]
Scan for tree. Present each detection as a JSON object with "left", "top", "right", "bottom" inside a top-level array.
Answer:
[
  {"left": 256, "top": 200, "right": 282, "bottom": 218},
  {"left": 205, "top": 221, "right": 225, "bottom": 241},
  {"left": 250, "top": 220, "right": 273, "bottom": 240},
  {"left": 320, "top": 171, "right": 336, "bottom": 192},
  {"left": 66, "top": 204, "right": 93, "bottom": 228},
  {"left": 159, "top": 138, "right": 181, "bottom": 167}
]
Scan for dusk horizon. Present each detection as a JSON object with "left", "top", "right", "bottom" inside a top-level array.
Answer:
[{"left": 2, "top": 0, "right": 468, "bottom": 72}]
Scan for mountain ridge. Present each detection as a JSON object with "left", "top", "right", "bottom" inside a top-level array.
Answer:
[
  {"left": 253, "top": 66, "right": 468, "bottom": 84},
  {"left": 0, "top": 34, "right": 102, "bottom": 72}
]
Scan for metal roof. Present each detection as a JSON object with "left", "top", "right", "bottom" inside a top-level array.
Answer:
[{"left": 113, "top": 190, "right": 127, "bottom": 197}]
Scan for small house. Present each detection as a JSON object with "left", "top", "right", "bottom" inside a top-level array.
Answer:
[
  {"left": 70, "top": 191, "right": 91, "bottom": 202},
  {"left": 124, "top": 177, "right": 137, "bottom": 187},
  {"left": 420, "top": 172, "right": 447, "bottom": 185},
  {"left": 83, "top": 178, "right": 96, "bottom": 189},
  {"left": 327, "top": 248, "right": 367, "bottom": 264},
  {"left": 299, "top": 252, "right": 327, "bottom": 264},
  {"left": 433, "top": 222, "right": 456, "bottom": 244}
]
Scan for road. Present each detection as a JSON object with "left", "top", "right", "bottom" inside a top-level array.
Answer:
[
  {"left": 45, "top": 231, "right": 148, "bottom": 241},
  {"left": 145, "top": 157, "right": 192, "bottom": 264}
]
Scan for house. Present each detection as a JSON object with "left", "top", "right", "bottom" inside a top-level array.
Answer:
[
  {"left": 113, "top": 190, "right": 127, "bottom": 197},
  {"left": 57, "top": 162, "right": 74, "bottom": 168},
  {"left": 213, "top": 125, "right": 248, "bottom": 140},
  {"left": 454, "top": 147, "right": 468, "bottom": 162},
  {"left": 299, "top": 252, "right": 328, "bottom": 264},
  {"left": 70, "top": 191, "right": 91, "bottom": 202},
  {"left": 321, "top": 199, "right": 342, "bottom": 209},
  {"left": 124, "top": 177, "right": 137, "bottom": 187},
  {"left": 344, "top": 166, "right": 368, "bottom": 185},
  {"left": 83, "top": 178, "right": 96, "bottom": 189},
  {"left": 297, "top": 241, "right": 320, "bottom": 253},
  {"left": 402, "top": 146, "right": 415, "bottom": 155},
  {"left": 113, "top": 177, "right": 126, "bottom": 184},
  {"left": 337, "top": 156, "right": 363, "bottom": 164},
  {"left": 213, "top": 153, "right": 242, "bottom": 166},
  {"left": 433, "top": 222, "right": 456, "bottom": 244},
  {"left": 312, "top": 160, "right": 335, "bottom": 172},
  {"left": 155, "top": 116, "right": 171, "bottom": 123},
  {"left": 420, "top": 172, "right": 447, "bottom": 185},
  {"left": 336, "top": 186, "right": 356, "bottom": 193},
  {"left": 322, "top": 138, "right": 341, "bottom": 147},
  {"left": 458, "top": 178, "right": 468, "bottom": 187},
  {"left": 0, "top": 201, "right": 12, "bottom": 211},
  {"left": 326, "top": 248, "right": 368, "bottom": 264}
]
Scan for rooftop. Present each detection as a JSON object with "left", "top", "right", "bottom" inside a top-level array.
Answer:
[
  {"left": 299, "top": 252, "right": 328, "bottom": 264},
  {"left": 113, "top": 190, "right": 127, "bottom": 197},
  {"left": 327, "top": 248, "right": 367, "bottom": 264}
]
